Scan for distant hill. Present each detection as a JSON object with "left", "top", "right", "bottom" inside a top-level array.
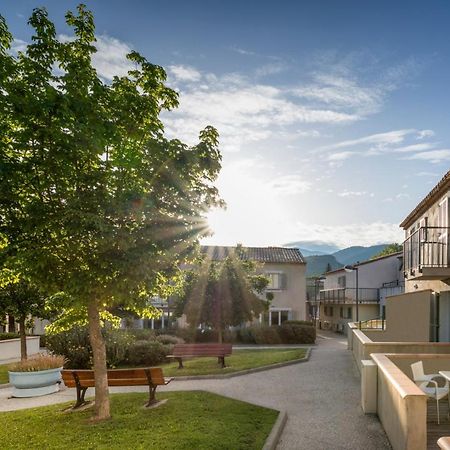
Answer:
[
  {"left": 304, "top": 254, "right": 343, "bottom": 277},
  {"left": 284, "top": 240, "right": 341, "bottom": 256},
  {"left": 332, "top": 245, "right": 389, "bottom": 266}
]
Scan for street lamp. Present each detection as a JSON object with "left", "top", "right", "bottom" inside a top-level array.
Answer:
[
  {"left": 314, "top": 276, "right": 326, "bottom": 326},
  {"left": 344, "top": 265, "right": 359, "bottom": 323}
]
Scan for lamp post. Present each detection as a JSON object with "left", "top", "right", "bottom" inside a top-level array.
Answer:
[
  {"left": 314, "top": 276, "right": 326, "bottom": 326},
  {"left": 344, "top": 265, "right": 359, "bottom": 323}
]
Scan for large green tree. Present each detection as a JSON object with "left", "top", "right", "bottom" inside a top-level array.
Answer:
[
  {"left": 0, "top": 279, "right": 48, "bottom": 360},
  {"left": 174, "top": 247, "right": 269, "bottom": 342},
  {"left": 0, "top": 5, "right": 222, "bottom": 420}
]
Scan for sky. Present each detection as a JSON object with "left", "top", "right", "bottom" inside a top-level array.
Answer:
[{"left": 2, "top": 0, "right": 450, "bottom": 249}]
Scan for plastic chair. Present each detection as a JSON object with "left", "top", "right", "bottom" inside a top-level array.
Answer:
[{"left": 411, "top": 361, "right": 449, "bottom": 424}]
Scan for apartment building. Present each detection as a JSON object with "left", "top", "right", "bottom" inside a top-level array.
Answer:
[
  {"left": 401, "top": 169, "right": 450, "bottom": 341},
  {"left": 318, "top": 252, "right": 403, "bottom": 333}
]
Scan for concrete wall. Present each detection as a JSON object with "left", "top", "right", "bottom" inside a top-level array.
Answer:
[
  {"left": 0, "top": 336, "right": 40, "bottom": 362},
  {"left": 263, "top": 262, "right": 307, "bottom": 321},
  {"left": 383, "top": 290, "right": 432, "bottom": 342},
  {"left": 350, "top": 327, "right": 450, "bottom": 372},
  {"left": 371, "top": 354, "right": 427, "bottom": 450}
]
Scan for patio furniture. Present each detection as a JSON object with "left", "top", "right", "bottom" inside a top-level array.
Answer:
[
  {"left": 411, "top": 361, "right": 449, "bottom": 424},
  {"left": 438, "top": 436, "right": 450, "bottom": 450},
  {"left": 61, "top": 367, "right": 173, "bottom": 409},
  {"left": 168, "top": 343, "right": 232, "bottom": 369}
]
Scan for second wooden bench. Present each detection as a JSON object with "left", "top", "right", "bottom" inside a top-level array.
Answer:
[{"left": 168, "top": 343, "right": 233, "bottom": 369}]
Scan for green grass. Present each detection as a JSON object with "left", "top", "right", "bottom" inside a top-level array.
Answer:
[
  {"left": 160, "top": 348, "right": 307, "bottom": 377},
  {"left": 0, "top": 391, "right": 278, "bottom": 450},
  {"left": 0, "top": 364, "right": 9, "bottom": 384}
]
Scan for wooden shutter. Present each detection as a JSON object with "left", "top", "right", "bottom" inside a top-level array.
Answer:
[{"left": 280, "top": 273, "right": 287, "bottom": 290}]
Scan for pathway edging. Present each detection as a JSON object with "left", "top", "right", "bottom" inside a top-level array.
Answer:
[
  {"left": 172, "top": 347, "right": 311, "bottom": 381},
  {"left": 263, "top": 410, "right": 288, "bottom": 450}
]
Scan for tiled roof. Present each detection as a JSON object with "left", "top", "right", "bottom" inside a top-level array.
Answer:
[
  {"left": 400, "top": 169, "right": 450, "bottom": 229},
  {"left": 201, "top": 246, "right": 306, "bottom": 264}
]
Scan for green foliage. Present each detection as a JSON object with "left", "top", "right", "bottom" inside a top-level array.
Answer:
[
  {"left": 237, "top": 324, "right": 315, "bottom": 344},
  {"left": 283, "top": 320, "right": 314, "bottom": 326},
  {"left": 0, "top": 280, "right": 49, "bottom": 327},
  {"left": 371, "top": 243, "right": 403, "bottom": 259},
  {"left": 174, "top": 249, "right": 269, "bottom": 336},
  {"left": 0, "top": 4, "right": 223, "bottom": 330},
  {"left": 155, "top": 334, "right": 184, "bottom": 345},
  {"left": 45, "top": 326, "right": 169, "bottom": 368},
  {"left": 125, "top": 340, "right": 169, "bottom": 366},
  {"left": 0, "top": 332, "right": 20, "bottom": 340}
]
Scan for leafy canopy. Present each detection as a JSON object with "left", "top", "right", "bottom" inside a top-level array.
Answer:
[
  {"left": 174, "top": 247, "right": 269, "bottom": 331},
  {"left": 0, "top": 5, "right": 224, "bottom": 331}
]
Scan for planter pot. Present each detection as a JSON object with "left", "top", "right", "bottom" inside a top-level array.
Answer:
[{"left": 8, "top": 367, "right": 63, "bottom": 398}]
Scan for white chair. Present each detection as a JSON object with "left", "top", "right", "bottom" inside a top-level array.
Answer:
[{"left": 411, "top": 361, "right": 449, "bottom": 424}]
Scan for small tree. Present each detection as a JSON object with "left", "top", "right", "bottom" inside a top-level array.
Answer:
[
  {"left": 0, "top": 5, "right": 222, "bottom": 420},
  {"left": 0, "top": 280, "right": 47, "bottom": 360},
  {"left": 372, "top": 243, "right": 403, "bottom": 259},
  {"left": 175, "top": 248, "right": 269, "bottom": 342}
]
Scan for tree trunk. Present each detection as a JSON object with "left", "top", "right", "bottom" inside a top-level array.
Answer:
[
  {"left": 87, "top": 299, "right": 110, "bottom": 421},
  {"left": 218, "top": 328, "right": 223, "bottom": 344},
  {"left": 18, "top": 317, "right": 27, "bottom": 360}
]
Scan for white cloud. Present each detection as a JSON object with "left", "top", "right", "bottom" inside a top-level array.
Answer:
[
  {"left": 59, "top": 34, "right": 133, "bottom": 81},
  {"left": 417, "top": 129, "right": 435, "bottom": 140},
  {"left": 319, "top": 129, "right": 418, "bottom": 151},
  {"left": 11, "top": 39, "right": 27, "bottom": 54},
  {"left": 405, "top": 149, "right": 450, "bottom": 163},
  {"left": 269, "top": 175, "right": 311, "bottom": 195},
  {"left": 168, "top": 65, "right": 202, "bottom": 82},
  {"left": 338, "top": 190, "right": 373, "bottom": 197},
  {"left": 327, "top": 151, "right": 355, "bottom": 161},
  {"left": 392, "top": 143, "right": 436, "bottom": 153},
  {"left": 255, "top": 62, "right": 287, "bottom": 77}
]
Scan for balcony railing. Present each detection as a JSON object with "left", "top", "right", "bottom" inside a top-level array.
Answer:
[
  {"left": 403, "top": 226, "right": 450, "bottom": 273},
  {"left": 319, "top": 287, "right": 379, "bottom": 303}
]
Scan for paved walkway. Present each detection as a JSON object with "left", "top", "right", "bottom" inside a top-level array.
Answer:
[{"left": 0, "top": 333, "right": 391, "bottom": 449}]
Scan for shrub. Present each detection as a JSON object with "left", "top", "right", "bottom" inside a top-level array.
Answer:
[
  {"left": 290, "top": 324, "right": 316, "bottom": 344},
  {"left": 0, "top": 332, "right": 20, "bottom": 341},
  {"left": 104, "top": 329, "right": 133, "bottom": 368},
  {"left": 45, "top": 327, "right": 92, "bottom": 369},
  {"left": 125, "top": 340, "right": 168, "bottom": 366},
  {"left": 126, "top": 328, "right": 156, "bottom": 341},
  {"left": 9, "top": 353, "right": 66, "bottom": 372},
  {"left": 237, "top": 328, "right": 255, "bottom": 344},
  {"left": 283, "top": 320, "right": 314, "bottom": 327},
  {"left": 251, "top": 326, "right": 282, "bottom": 345},
  {"left": 156, "top": 334, "right": 184, "bottom": 345}
]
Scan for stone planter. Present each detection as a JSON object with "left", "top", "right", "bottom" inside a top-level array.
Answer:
[{"left": 8, "top": 367, "right": 63, "bottom": 398}]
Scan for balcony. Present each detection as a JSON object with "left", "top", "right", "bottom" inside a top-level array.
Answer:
[
  {"left": 404, "top": 227, "right": 450, "bottom": 281},
  {"left": 319, "top": 287, "right": 379, "bottom": 304}
]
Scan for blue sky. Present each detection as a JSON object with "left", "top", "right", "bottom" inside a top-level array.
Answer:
[{"left": 3, "top": 1, "right": 450, "bottom": 248}]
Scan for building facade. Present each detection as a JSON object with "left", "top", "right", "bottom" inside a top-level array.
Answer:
[
  {"left": 401, "top": 169, "right": 450, "bottom": 341},
  {"left": 317, "top": 252, "right": 403, "bottom": 333},
  {"left": 200, "top": 245, "right": 307, "bottom": 325}
]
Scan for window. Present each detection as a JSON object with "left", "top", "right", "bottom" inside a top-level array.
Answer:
[
  {"left": 324, "top": 306, "right": 334, "bottom": 317},
  {"left": 347, "top": 307, "right": 352, "bottom": 320},
  {"left": 266, "top": 272, "right": 286, "bottom": 290},
  {"left": 338, "top": 276, "right": 346, "bottom": 288},
  {"left": 269, "top": 309, "right": 291, "bottom": 325},
  {"left": 340, "top": 307, "right": 343, "bottom": 318}
]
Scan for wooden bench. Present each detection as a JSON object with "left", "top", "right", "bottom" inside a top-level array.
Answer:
[
  {"left": 61, "top": 367, "right": 173, "bottom": 409},
  {"left": 168, "top": 343, "right": 232, "bottom": 369}
]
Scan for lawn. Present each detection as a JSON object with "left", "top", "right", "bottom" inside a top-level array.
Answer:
[
  {"left": 160, "top": 348, "right": 307, "bottom": 377},
  {"left": 0, "top": 391, "right": 278, "bottom": 450},
  {"left": 0, "top": 364, "right": 9, "bottom": 384}
]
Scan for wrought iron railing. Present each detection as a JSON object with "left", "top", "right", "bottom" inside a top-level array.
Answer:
[
  {"left": 403, "top": 226, "right": 450, "bottom": 273},
  {"left": 319, "top": 287, "right": 379, "bottom": 303}
]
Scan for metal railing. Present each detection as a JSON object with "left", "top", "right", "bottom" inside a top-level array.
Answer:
[
  {"left": 403, "top": 226, "right": 450, "bottom": 273},
  {"left": 319, "top": 287, "right": 379, "bottom": 303}
]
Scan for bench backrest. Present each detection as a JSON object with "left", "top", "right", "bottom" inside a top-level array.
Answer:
[
  {"left": 61, "top": 367, "right": 166, "bottom": 388},
  {"left": 172, "top": 343, "right": 232, "bottom": 357}
]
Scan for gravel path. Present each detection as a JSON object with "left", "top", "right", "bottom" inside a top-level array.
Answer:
[{"left": 0, "top": 332, "right": 391, "bottom": 449}]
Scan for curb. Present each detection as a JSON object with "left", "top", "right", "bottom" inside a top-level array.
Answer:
[
  {"left": 0, "top": 383, "right": 11, "bottom": 390},
  {"left": 263, "top": 410, "right": 288, "bottom": 450},
  {"left": 171, "top": 347, "right": 312, "bottom": 381}
]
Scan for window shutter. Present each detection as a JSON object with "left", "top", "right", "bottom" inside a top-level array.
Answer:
[{"left": 280, "top": 273, "right": 287, "bottom": 290}]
